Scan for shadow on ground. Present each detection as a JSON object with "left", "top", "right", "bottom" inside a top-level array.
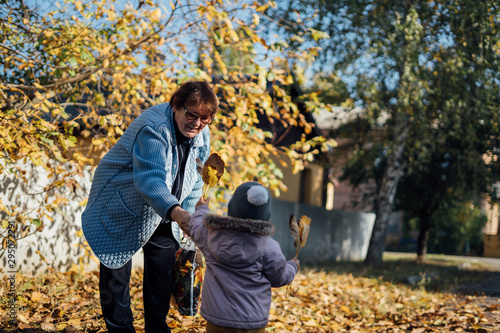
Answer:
[{"left": 307, "top": 256, "right": 500, "bottom": 297}]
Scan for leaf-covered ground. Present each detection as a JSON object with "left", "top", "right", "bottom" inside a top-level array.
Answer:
[{"left": 1, "top": 254, "right": 499, "bottom": 332}]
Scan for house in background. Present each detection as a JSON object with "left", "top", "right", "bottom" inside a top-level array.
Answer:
[
  {"left": 483, "top": 201, "right": 500, "bottom": 257},
  {"left": 259, "top": 103, "right": 374, "bottom": 212},
  {"left": 309, "top": 106, "right": 374, "bottom": 212},
  {"left": 272, "top": 157, "right": 328, "bottom": 207},
  {"left": 483, "top": 183, "right": 500, "bottom": 258}
]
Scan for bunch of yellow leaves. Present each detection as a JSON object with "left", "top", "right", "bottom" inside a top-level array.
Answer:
[
  {"left": 196, "top": 153, "right": 225, "bottom": 200},
  {"left": 289, "top": 215, "right": 312, "bottom": 258}
]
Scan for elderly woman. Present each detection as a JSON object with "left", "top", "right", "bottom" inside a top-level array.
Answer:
[{"left": 82, "top": 81, "right": 218, "bottom": 333}]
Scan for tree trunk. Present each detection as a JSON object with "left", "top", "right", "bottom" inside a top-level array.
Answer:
[
  {"left": 416, "top": 215, "right": 432, "bottom": 263},
  {"left": 364, "top": 126, "right": 408, "bottom": 267}
]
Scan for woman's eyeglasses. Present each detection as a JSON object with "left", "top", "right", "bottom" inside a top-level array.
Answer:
[{"left": 184, "top": 106, "right": 213, "bottom": 124}]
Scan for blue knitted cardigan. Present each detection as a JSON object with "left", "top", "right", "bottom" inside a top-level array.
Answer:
[{"left": 81, "top": 103, "right": 210, "bottom": 268}]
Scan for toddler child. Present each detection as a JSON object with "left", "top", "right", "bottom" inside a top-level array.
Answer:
[{"left": 187, "top": 181, "right": 300, "bottom": 333}]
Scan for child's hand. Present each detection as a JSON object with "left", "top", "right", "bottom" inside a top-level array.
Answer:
[
  {"left": 196, "top": 196, "right": 210, "bottom": 209},
  {"left": 290, "top": 258, "right": 300, "bottom": 271}
]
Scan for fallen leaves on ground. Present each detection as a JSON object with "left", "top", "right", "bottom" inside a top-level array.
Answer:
[{"left": 0, "top": 267, "right": 498, "bottom": 332}]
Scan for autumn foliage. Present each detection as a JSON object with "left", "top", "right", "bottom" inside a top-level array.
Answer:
[{"left": 0, "top": 0, "right": 333, "bottom": 245}]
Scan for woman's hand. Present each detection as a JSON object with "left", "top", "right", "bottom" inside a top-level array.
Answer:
[{"left": 170, "top": 206, "right": 191, "bottom": 236}]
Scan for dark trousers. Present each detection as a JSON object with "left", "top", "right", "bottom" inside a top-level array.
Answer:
[
  {"left": 99, "top": 227, "right": 179, "bottom": 333},
  {"left": 206, "top": 322, "right": 266, "bottom": 333}
]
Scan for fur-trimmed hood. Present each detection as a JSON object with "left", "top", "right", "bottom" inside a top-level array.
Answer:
[
  {"left": 203, "top": 214, "right": 275, "bottom": 235},
  {"left": 198, "top": 213, "right": 275, "bottom": 268}
]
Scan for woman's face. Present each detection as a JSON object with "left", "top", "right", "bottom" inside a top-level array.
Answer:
[{"left": 173, "top": 104, "right": 213, "bottom": 138}]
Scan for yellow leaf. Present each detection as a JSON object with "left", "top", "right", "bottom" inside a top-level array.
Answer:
[
  {"left": 36, "top": 250, "right": 47, "bottom": 262},
  {"left": 201, "top": 153, "right": 225, "bottom": 199},
  {"left": 304, "top": 319, "right": 318, "bottom": 326},
  {"left": 293, "top": 215, "right": 312, "bottom": 257},
  {"left": 229, "top": 30, "right": 239, "bottom": 42},
  {"left": 56, "top": 323, "right": 68, "bottom": 331},
  {"left": 299, "top": 215, "right": 311, "bottom": 248},
  {"left": 151, "top": 8, "right": 161, "bottom": 21},
  {"left": 299, "top": 215, "right": 311, "bottom": 226},
  {"left": 207, "top": 166, "right": 218, "bottom": 187},
  {"left": 32, "top": 291, "right": 43, "bottom": 302},
  {"left": 252, "top": 13, "right": 260, "bottom": 25},
  {"left": 202, "top": 153, "right": 225, "bottom": 184},
  {"left": 18, "top": 314, "right": 29, "bottom": 323},
  {"left": 66, "top": 319, "right": 82, "bottom": 328},
  {"left": 203, "top": 58, "right": 212, "bottom": 69},
  {"left": 41, "top": 321, "right": 56, "bottom": 331},
  {"left": 340, "top": 305, "right": 351, "bottom": 313}
]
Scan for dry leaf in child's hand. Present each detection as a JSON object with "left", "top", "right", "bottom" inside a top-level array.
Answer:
[
  {"left": 298, "top": 215, "right": 311, "bottom": 248},
  {"left": 202, "top": 153, "right": 224, "bottom": 183},
  {"left": 289, "top": 215, "right": 300, "bottom": 248},
  {"left": 201, "top": 153, "right": 225, "bottom": 199},
  {"left": 290, "top": 215, "right": 312, "bottom": 258}
]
